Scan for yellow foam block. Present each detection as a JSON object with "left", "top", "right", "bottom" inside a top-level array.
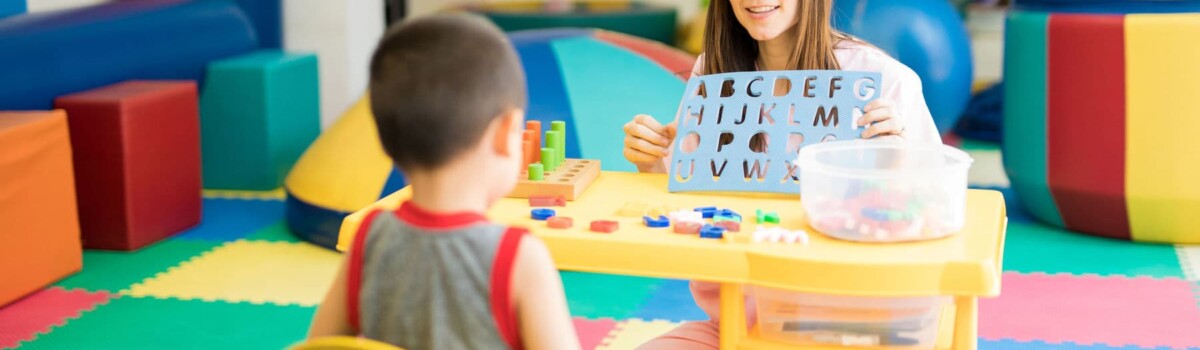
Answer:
[
  {"left": 284, "top": 95, "right": 395, "bottom": 212},
  {"left": 128, "top": 241, "right": 341, "bottom": 306},
  {"left": 202, "top": 188, "right": 286, "bottom": 200},
  {"left": 1125, "top": 13, "right": 1200, "bottom": 243},
  {"left": 597, "top": 319, "right": 682, "bottom": 350}
]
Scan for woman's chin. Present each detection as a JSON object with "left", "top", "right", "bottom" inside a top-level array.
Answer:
[{"left": 746, "top": 28, "right": 787, "bottom": 42}]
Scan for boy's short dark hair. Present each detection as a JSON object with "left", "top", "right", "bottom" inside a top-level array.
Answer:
[{"left": 369, "top": 14, "right": 527, "bottom": 169}]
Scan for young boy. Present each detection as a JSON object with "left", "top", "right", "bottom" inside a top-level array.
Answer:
[{"left": 308, "top": 15, "right": 580, "bottom": 350}]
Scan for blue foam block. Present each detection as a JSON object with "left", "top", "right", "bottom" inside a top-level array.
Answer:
[
  {"left": 175, "top": 198, "right": 285, "bottom": 242},
  {"left": 232, "top": 0, "right": 281, "bottom": 48},
  {"left": 0, "top": 0, "right": 258, "bottom": 110},
  {"left": 0, "top": 0, "right": 24, "bottom": 18},
  {"left": 669, "top": 70, "right": 878, "bottom": 194},
  {"left": 531, "top": 208, "right": 557, "bottom": 221},
  {"left": 700, "top": 225, "right": 725, "bottom": 239},
  {"left": 643, "top": 215, "right": 669, "bottom": 228}
]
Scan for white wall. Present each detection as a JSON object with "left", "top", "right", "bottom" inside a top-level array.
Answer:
[
  {"left": 284, "top": 0, "right": 386, "bottom": 128},
  {"left": 25, "top": 0, "right": 108, "bottom": 13}
]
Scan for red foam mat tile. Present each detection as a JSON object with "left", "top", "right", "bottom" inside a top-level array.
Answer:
[
  {"left": 0, "top": 287, "right": 111, "bottom": 348},
  {"left": 980, "top": 272, "right": 1200, "bottom": 348}
]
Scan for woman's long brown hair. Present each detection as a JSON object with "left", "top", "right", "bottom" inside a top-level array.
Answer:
[
  {"left": 701, "top": 0, "right": 852, "bottom": 153},
  {"left": 702, "top": 0, "right": 850, "bottom": 74}
]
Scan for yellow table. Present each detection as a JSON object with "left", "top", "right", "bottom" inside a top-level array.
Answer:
[{"left": 338, "top": 172, "right": 1008, "bottom": 350}]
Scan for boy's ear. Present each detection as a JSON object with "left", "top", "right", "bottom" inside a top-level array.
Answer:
[{"left": 491, "top": 108, "right": 525, "bottom": 156}]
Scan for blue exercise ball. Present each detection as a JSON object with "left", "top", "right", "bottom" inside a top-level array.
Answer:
[{"left": 833, "top": 0, "right": 973, "bottom": 134}]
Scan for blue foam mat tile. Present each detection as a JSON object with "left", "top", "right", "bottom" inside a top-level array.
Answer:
[
  {"left": 174, "top": 198, "right": 285, "bottom": 242},
  {"left": 632, "top": 278, "right": 709, "bottom": 322},
  {"left": 981, "top": 339, "right": 1177, "bottom": 350}
]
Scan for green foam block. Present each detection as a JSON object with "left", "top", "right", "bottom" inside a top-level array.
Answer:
[{"left": 200, "top": 50, "right": 320, "bottom": 190}]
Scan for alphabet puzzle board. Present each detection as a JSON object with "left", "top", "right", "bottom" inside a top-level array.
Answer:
[{"left": 668, "top": 70, "right": 881, "bottom": 194}]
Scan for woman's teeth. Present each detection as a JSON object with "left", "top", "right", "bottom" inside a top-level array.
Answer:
[{"left": 747, "top": 6, "right": 779, "bottom": 13}]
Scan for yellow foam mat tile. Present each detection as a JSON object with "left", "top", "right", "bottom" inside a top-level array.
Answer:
[
  {"left": 1178, "top": 245, "right": 1200, "bottom": 281},
  {"left": 202, "top": 188, "right": 286, "bottom": 200},
  {"left": 596, "top": 319, "right": 682, "bottom": 350},
  {"left": 127, "top": 240, "right": 342, "bottom": 306},
  {"left": 966, "top": 149, "right": 1009, "bottom": 188}
]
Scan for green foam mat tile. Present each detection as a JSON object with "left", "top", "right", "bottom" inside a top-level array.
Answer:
[
  {"left": 244, "top": 222, "right": 304, "bottom": 243},
  {"left": 562, "top": 272, "right": 665, "bottom": 319},
  {"left": 958, "top": 139, "right": 1000, "bottom": 151},
  {"left": 55, "top": 239, "right": 222, "bottom": 292},
  {"left": 1003, "top": 220, "right": 1185, "bottom": 278},
  {"left": 551, "top": 37, "right": 686, "bottom": 172},
  {"left": 17, "top": 296, "right": 314, "bottom": 349}
]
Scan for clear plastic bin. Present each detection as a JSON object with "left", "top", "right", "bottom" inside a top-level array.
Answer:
[
  {"left": 755, "top": 286, "right": 949, "bottom": 348},
  {"left": 797, "top": 140, "right": 973, "bottom": 242}
]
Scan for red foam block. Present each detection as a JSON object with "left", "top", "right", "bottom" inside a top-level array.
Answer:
[
  {"left": 547, "top": 216, "right": 574, "bottom": 229},
  {"left": 55, "top": 81, "right": 202, "bottom": 251},
  {"left": 674, "top": 222, "right": 702, "bottom": 234},
  {"left": 590, "top": 220, "right": 618, "bottom": 233},
  {"left": 529, "top": 195, "right": 566, "bottom": 207}
]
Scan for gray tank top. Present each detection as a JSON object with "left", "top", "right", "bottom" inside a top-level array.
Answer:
[{"left": 348, "top": 203, "right": 526, "bottom": 350}]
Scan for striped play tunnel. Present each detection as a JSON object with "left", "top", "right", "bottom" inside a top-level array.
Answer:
[{"left": 1004, "top": 8, "right": 1200, "bottom": 243}]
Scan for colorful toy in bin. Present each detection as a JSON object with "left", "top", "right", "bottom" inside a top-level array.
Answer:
[{"left": 799, "top": 140, "right": 972, "bottom": 242}]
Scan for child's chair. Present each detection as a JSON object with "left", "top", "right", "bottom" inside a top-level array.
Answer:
[{"left": 289, "top": 336, "right": 403, "bottom": 350}]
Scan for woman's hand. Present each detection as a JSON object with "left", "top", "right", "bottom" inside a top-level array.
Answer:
[
  {"left": 858, "top": 99, "right": 906, "bottom": 139},
  {"left": 623, "top": 114, "right": 676, "bottom": 173}
]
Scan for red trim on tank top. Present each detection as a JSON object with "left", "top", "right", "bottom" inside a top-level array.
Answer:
[
  {"left": 490, "top": 228, "right": 528, "bottom": 350},
  {"left": 394, "top": 201, "right": 489, "bottom": 230},
  {"left": 347, "top": 209, "right": 383, "bottom": 334}
]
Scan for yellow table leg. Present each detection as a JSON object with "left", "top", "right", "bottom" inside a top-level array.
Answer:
[
  {"left": 952, "top": 296, "right": 978, "bottom": 350},
  {"left": 719, "top": 283, "right": 746, "bottom": 350}
]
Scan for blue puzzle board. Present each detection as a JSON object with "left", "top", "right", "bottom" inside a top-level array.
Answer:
[{"left": 668, "top": 70, "right": 881, "bottom": 194}]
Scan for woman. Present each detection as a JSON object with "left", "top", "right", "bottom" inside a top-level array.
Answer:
[{"left": 622, "top": 0, "right": 940, "bottom": 347}]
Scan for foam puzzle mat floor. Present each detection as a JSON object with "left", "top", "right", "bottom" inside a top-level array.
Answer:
[{"left": 2, "top": 141, "right": 1198, "bottom": 349}]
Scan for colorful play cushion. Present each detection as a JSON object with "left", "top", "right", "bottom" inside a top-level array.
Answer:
[{"left": 1003, "top": 9, "right": 1200, "bottom": 243}]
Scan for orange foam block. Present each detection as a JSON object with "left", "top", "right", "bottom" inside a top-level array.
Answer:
[{"left": 0, "top": 111, "right": 83, "bottom": 307}]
